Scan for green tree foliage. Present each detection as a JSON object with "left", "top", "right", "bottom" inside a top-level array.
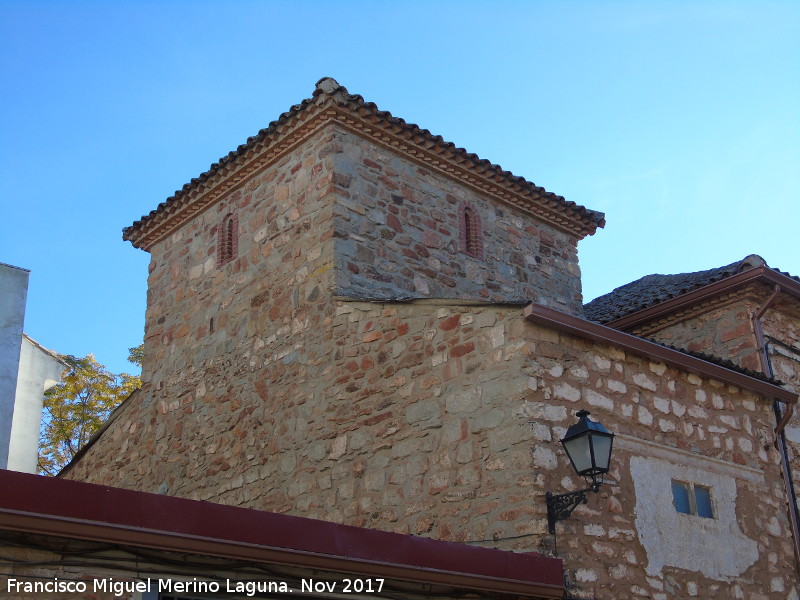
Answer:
[
  {"left": 128, "top": 343, "right": 144, "bottom": 368},
  {"left": 38, "top": 353, "right": 141, "bottom": 476}
]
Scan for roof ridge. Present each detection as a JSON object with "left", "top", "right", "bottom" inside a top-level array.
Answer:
[
  {"left": 585, "top": 254, "right": 800, "bottom": 327},
  {"left": 583, "top": 255, "right": 770, "bottom": 323}
]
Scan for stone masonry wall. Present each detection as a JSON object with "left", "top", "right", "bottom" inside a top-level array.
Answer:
[
  {"left": 643, "top": 299, "right": 800, "bottom": 533},
  {"left": 65, "top": 120, "right": 580, "bottom": 496},
  {"left": 65, "top": 125, "right": 342, "bottom": 498},
  {"left": 0, "top": 532, "right": 507, "bottom": 600},
  {"left": 762, "top": 309, "right": 800, "bottom": 523},
  {"left": 645, "top": 298, "right": 762, "bottom": 371},
  {"left": 762, "top": 309, "right": 800, "bottom": 394},
  {"left": 62, "top": 123, "right": 796, "bottom": 599},
  {"left": 521, "top": 318, "right": 796, "bottom": 600},
  {"left": 330, "top": 129, "right": 584, "bottom": 314},
  {"left": 0, "top": 535, "right": 134, "bottom": 600},
  {"left": 67, "top": 297, "right": 797, "bottom": 600},
  {"left": 65, "top": 122, "right": 585, "bottom": 496}
]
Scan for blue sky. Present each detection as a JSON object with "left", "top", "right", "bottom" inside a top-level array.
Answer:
[{"left": 1, "top": 1, "right": 798, "bottom": 375}]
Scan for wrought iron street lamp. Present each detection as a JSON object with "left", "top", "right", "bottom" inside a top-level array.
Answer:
[{"left": 546, "top": 410, "right": 615, "bottom": 534}]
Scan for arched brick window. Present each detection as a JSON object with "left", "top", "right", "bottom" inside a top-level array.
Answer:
[
  {"left": 217, "top": 213, "right": 238, "bottom": 267},
  {"left": 459, "top": 204, "right": 484, "bottom": 259}
]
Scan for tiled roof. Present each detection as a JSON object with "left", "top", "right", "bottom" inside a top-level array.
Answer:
[
  {"left": 658, "top": 341, "right": 781, "bottom": 385},
  {"left": 124, "top": 78, "right": 605, "bottom": 250},
  {"left": 772, "top": 267, "right": 800, "bottom": 284},
  {"left": 584, "top": 255, "right": 771, "bottom": 324}
]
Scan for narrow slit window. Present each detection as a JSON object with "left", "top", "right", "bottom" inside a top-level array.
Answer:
[
  {"left": 459, "top": 204, "right": 484, "bottom": 259},
  {"left": 217, "top": 213, "right": 238, "bottom": 267}
]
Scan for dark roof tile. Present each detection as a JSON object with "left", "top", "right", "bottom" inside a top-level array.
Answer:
[
  {"left": 658, "top": 342, "right": 782, "bottom": 385},
  {"left": 584, "top": 255, "right": 770, "bottom": 324}
]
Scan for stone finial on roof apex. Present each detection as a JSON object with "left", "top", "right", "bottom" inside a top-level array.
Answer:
[
  {"left": 315, "top": 77, "right": 342, "bottom": 94},
  {"left": 739, "top": 254, "right": 766, "bottom": 271}
]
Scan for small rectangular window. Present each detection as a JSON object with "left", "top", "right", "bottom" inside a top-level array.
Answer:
[{"left": 671, "top": 479, "right": 714, "bottom": 519}]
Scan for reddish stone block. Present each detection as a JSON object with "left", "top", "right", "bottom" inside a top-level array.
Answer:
[
  {"left": 440, "top": 314, "right": 461, "bottom": 331},
  {"left": 363, "top": 331, "right": 383, "bottom": 343},
  {"left": 413, "top": 243, "right": 431, "bottom": 258},
  {"left": 379, "top": 175, "right": 399, "bottom": 191},
  {"left": 422, "top": 230, "right": 442, "bottom": 248},
  {"left": 687, "top": 339, "right": 712, "bottom": 352},
  {"left": 442, "top": 357, "right": 463, "bottom": 381},
  {"left": 720, "top": 322, "right": 752, "bottom": 343},
  {"left": 740, "top": 354, "right": 761, "bottom": 371},
  {"left": 362, "top": 411, "right": 393, "bottom": 426},
  {"left": 397, "top": 352, "right": 424, "bottom": 369},
  {"left": 387, "top": 213, "right": 404, "bottom": 233},
  {"left": 414, "top": 517, "right": 435, "bottom": 533},
  {"left": 255, "top": 378, "right": 270, "bottom": 400},
  {"left": 450, "top": 341, "right": 475, "bottom": 358},
  {"left": 363, "top": 158, "right": 382, "bottom": 170}
]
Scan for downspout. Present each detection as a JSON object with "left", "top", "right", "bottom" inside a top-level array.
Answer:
[
  {"left": 753, "top": 285, "right": 795, "bottom": 439},
  {"left": 751, "top": 285, "right": 800, "bottom": 572}
]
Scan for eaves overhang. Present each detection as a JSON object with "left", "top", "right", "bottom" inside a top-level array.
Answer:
[
  {"left": 21, "top": 333, "right": 69, "bottom": 368},
  {"left": 524, "top": 303, "right": 797, "bottom": 405},
  {"left": 0, "top": 470, "right": 564, "bottom": 599},
  {"left": 604, "top": 267, "right": 800, "bottom": 332},
  {"left": 123, "top": 78, "right": 604, "bottom": 252}
]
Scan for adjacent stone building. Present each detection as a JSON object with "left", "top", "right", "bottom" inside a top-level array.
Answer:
[{"left": 62, "top": 79, "right": 799, "bottom": 599}]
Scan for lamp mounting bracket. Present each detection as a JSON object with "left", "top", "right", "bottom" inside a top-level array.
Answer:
[{"left": 546, "top": 485, "right": 599, "bottom": 534}]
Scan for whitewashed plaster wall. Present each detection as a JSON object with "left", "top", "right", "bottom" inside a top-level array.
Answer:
[
  {"left": 7, "top": 335, "right": 64, "bottom": 473},
  {"left": 629, "top": 451, "right": 759, "bottom": 580},
  {"left": 0, "top": 263, "right": 29, "bottom": 469}
]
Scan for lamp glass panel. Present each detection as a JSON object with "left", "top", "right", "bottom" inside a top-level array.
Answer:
[
  {"left": 591, "top": 434, "right": 613, "bottom": 471},
  {"left": 563, "top": 434, "right": 592, "bottom": 474}
]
